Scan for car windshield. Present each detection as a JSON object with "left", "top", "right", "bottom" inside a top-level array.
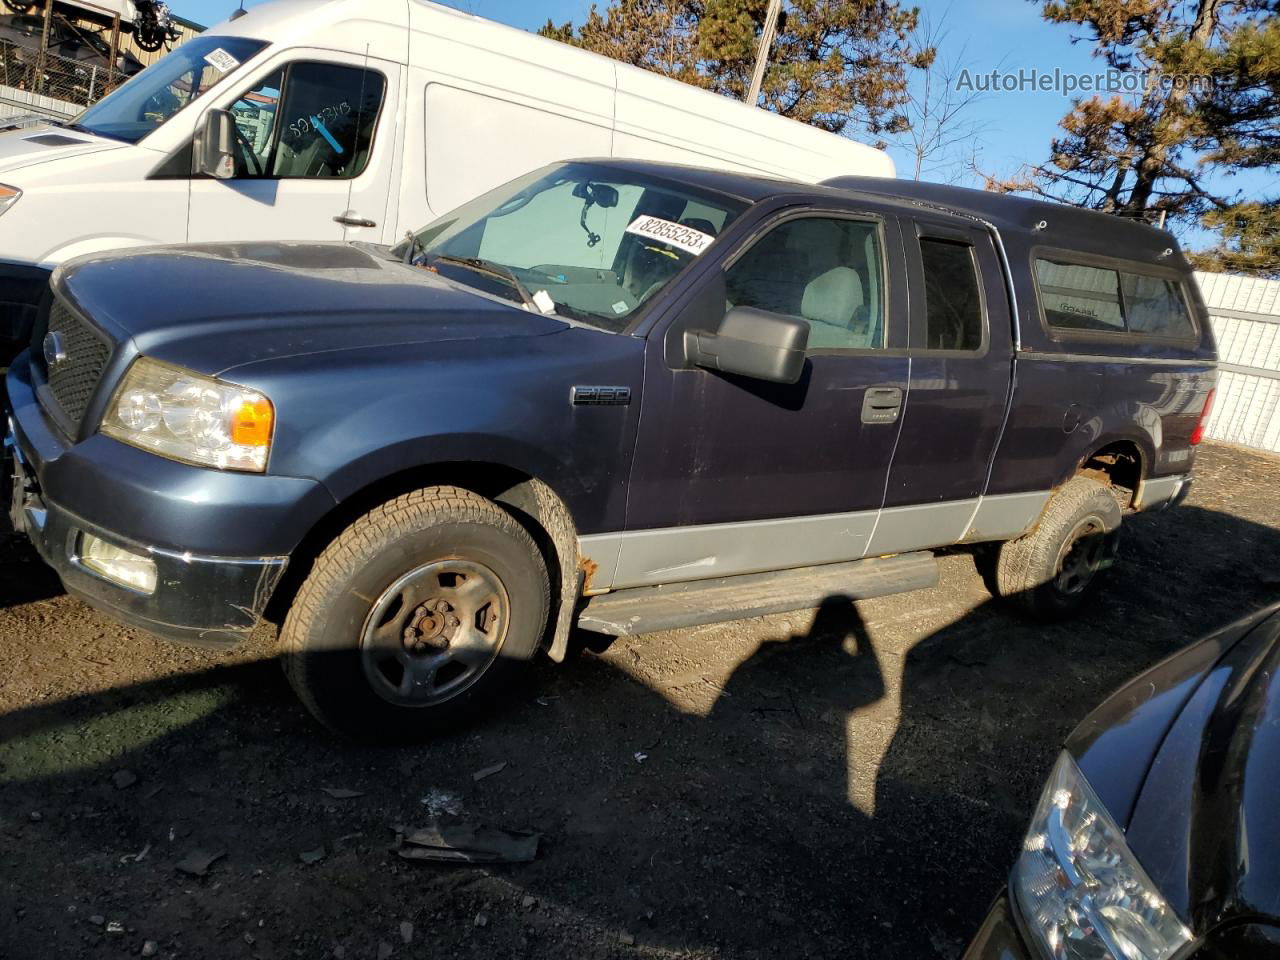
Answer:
[
  {"left": 401, "top": 162, "right": 748, "bottom": 332},
  {"left": 73, "top": 35, "right": 267, "bottom": 144}
]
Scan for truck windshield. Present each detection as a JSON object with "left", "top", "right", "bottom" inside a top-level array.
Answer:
[
  {"left": 73, "top": 35, "right": 268, "bottom": 144},
  {"left": 402, "top": 162, "right": 748, "bottom": 333}
]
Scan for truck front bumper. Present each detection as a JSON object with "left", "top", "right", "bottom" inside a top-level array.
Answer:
[
  {"left": 8, "top": 419, "right": 288, "bottom": 647},
  {"left": 6, "top": 354, "right": 335, "bottom": 648}
]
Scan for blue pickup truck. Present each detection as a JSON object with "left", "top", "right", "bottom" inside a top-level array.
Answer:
[{"left": 4, "top": 159, "right": 1218, "bottom": 737}]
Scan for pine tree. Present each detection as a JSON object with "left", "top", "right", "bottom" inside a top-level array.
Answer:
[
  {"left": 1004, "top": 0, "right": 1279, "bottom": 276},
  {"left": 539, "top": 0, "right": 931, "bottom": 143}
]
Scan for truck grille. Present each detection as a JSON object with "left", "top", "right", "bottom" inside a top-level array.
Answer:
[{"left": 41, "top": 300, "right": 113, "bottom": 429}]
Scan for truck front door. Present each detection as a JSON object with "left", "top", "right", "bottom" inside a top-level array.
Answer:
[
  {"left": 187, "top": 52, "right": 400, "bottom": 246},
  {"left": 613, "top": 203, "right": 911, "bottom": 589}
]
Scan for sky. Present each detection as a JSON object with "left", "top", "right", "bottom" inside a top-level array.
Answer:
[{"left": 169, "top": 0, "right": 1268, "bottom": 248}]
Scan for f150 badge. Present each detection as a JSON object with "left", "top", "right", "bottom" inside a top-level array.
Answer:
[{"left": 571, "top": 386, "right": 631, "bottom": 406}]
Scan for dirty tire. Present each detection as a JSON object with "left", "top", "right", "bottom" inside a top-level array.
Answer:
[
  {"left": 280, "top": 486, "right": 549, "bottom": 740},
  {"left": 993, "top": 476, "right": 1122, "bottom": 620}
]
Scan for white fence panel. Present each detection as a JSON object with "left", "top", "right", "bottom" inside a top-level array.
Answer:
[
  {"left": 1195, "top": 270, "right": 1280, "bottom": 454},
  {"left": 0, "top": 84, "right": 81, "bottom": 122}
]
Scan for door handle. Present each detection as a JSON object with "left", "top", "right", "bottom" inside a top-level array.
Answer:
[
  {"left": 334, "top": 214, "right": 377, "bottom": 228},
  {"left": 861, "top": 386, "right": 903, "bottom": 425}
]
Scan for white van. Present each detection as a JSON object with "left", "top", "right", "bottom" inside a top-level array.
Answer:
[{"left": 0, "top": 0, "right": 892, "bottom": 356}]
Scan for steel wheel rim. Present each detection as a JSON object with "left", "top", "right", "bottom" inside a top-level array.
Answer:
[
  {"left": 359, "top": 558, "right": 510, "bottom": 708},
  {"left": 1054, "top": 517, "right": 1107, "bottom": 596}
]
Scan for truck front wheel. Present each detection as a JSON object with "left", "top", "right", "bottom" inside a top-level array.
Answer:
[
  {"left": 279, "top": 486, "right": 550, "bottom": 739},
  {"left": 992, "top": 476, "right": 1122, "bottom": 620}
]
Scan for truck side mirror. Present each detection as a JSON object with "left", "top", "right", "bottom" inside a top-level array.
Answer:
[
  {"left": 684, "top": 306, "right": 809, "bottom": 385},
  {"left": 193, "top": 109, "right": 237, "bottom": 180}
]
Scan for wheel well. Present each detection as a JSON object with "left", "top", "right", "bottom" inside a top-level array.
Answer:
[
  {"left": 263, "top": 463, "right": 579, "bottom": 648},
  {"left": 1077, "top": 442, "right": 1143, "bottom": 509}
]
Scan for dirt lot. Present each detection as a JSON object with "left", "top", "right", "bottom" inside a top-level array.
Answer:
[{"left": 1, "top": 440, "right": 1278, "bottom": 960}]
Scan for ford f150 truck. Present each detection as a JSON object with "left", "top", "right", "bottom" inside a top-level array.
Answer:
[{"left": 3, "top": 160, "right": 1218, "bottom": 737}]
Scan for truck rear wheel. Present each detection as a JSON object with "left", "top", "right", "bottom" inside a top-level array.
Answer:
[
  {"left": 992, "top": 476, "right": 1121, "bottom": 620},
  {"left": 279, "top": 486, "right": 549, "bottom": 739}
]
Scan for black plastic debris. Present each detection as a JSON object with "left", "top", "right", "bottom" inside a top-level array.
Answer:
[
  {"left": 175, "top": 849, "right": 226, "bottom": 877},
  {"left": 392, "top": 822, "right": 540, "bottom": 864},
  {"left": 471, "top": 762, "right": 507, "bottom": 782}
]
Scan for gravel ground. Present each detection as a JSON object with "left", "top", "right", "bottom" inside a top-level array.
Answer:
[{"left": 1, "top": 440, "right": 1278, "bottom": 960}]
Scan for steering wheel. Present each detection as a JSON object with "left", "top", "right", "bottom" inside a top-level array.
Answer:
[{"left": 232, "top": 124, "right": 264, "bottom": 177}]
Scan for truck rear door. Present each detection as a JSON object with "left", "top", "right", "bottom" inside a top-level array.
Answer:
[{"left": 869, "top": 217, "right": 1015, "bottom": 555}]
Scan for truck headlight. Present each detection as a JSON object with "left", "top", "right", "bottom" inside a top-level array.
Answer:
[
  {"left": 1013, "top": 753, "right": 1192, "bottom": 960},
  {"left": 0, "top": 184, "right": 20, "bottom": 216},
  {"left": 102, "top": 357, "right": 274, "bottom": 472}
]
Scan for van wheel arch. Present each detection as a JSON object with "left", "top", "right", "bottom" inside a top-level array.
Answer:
[{"left": 266, "top": 463, "right": 581, "bottom": 661}]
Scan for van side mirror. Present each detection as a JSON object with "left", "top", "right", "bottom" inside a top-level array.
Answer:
[
  {"left": 193, "top": 109, "right": 237, "bottom": 179},
  {"left": 684, "top": 306, "right": 809, "bottom": 385}
]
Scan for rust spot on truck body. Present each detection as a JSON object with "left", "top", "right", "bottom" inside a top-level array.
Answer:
[{"left": 578, "top": 555, "right": 599, "bottom": 594}]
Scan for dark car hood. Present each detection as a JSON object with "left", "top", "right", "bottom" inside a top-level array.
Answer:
[
  {"left": 54, "top": 242, "right": 568, "bottom": 375},
  {"left": 1072, "top": 603, "right": 1280, "bottom": 934}
]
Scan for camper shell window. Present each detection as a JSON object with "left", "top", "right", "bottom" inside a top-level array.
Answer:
[{"left": 1035, "top": 255, "right": 1198, "bottom": 342}]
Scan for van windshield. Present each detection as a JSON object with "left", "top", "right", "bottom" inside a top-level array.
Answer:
[
  {"left": 401, "top": 162, "right": 747, "bottom": 333},
  {"left": 73, "top": 35, "right": 268, "bottom": 144}
]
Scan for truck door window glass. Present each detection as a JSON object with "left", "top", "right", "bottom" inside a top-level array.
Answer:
[
  {"left": 1036, "top": 260, "right": 1126, "bottom": 332},
  {"left": 724, "top": 217, "right": 886, "bottom": 351},
  {"left": 402, "top": 161, "right": 746, "bottom": 333},
  {"left": 1120, "top": 272, "right": 1196, "bottom": 338},
  {"left": 920, "top": 237, "right": 983, "bottom": 350},
  {"left": 72, "top": 35, "right": 267, "bottom": 144}
]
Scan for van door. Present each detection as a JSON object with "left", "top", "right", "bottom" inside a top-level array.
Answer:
[
  {"left": 187, "top": 52, "right": 400, "bottom": 245},
  {"left": 867, "top": 218, "right": 1016, "bottom": 556},
  {"left": 614, "top": 202, "right": 911, "bottom": 589}
]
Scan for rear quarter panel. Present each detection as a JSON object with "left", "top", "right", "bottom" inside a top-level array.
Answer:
[{"left": 987, "top": 234, "right": 1216, "bottom": 497}]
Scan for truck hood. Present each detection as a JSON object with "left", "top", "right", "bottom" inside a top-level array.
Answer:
[
  {"left": 1078, "top": 603, "right": 1280, "bottom": 934},
  {"left": 54, "top": 242, "right": 569, "bottom": 374},
  {"left": 0, "top": 121, "right": 125, "bottom": 176}
]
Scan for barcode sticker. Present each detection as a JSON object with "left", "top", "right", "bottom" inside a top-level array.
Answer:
[
  {"left": 624, "top": 216, "right": 715, "bottom": 256},
  {"left": 203, "top": 48, "right": 241, "bottom": 73}
]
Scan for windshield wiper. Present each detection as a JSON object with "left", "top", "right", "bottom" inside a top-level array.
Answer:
[{"left": 428, "top": 255, "right": 543, "bottom": 312}]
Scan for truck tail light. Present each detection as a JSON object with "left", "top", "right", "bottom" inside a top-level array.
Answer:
[{"left": 1190, "top": 388, "right": 1216, "bottom": 446}]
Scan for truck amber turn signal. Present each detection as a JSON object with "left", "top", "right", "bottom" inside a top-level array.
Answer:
[{"left": 231, "top": 396, "right": 275, "bottom": 448}]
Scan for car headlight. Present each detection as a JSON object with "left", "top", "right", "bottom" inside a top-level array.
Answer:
[
  {"left": 101, "top": 357, "right": 274, "bottom": 472},
  {"left": 1013, "top": 752, "right": 1192, "bottom": 960},
  {"left": 0, "top": 183, "right": 20, "bottom": 216}
]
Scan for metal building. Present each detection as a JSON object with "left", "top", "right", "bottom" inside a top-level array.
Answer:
[{"left": 1196, "top": 270, "right": 1280, "bottom": 454}]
